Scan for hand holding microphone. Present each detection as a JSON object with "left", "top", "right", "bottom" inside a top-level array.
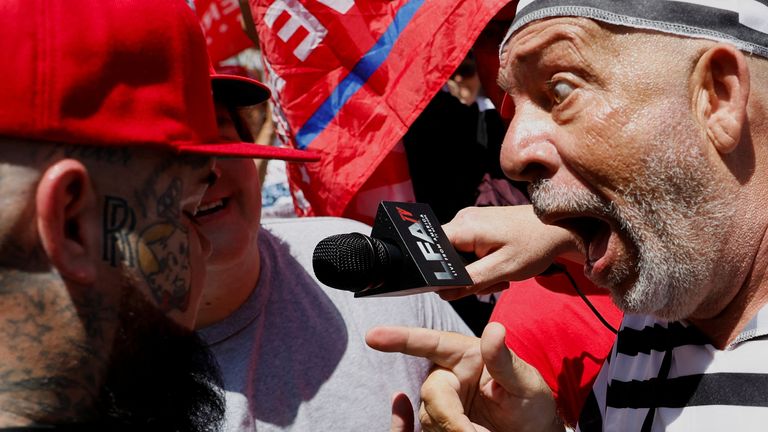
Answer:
[
  {"left": 438, "top": 205, "right": 585, "bottom": 300},
  {"left": 312, "top": 202, "right": 583, "bottom": 298}
]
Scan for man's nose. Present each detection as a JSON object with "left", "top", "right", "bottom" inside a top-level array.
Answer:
[{"left": 500, "top": 103, "right": 562, "bottom": 183}]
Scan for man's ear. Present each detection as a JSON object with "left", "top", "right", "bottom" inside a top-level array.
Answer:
[
  {"left": 692, "top": 43, "right": 750, "bottom": 154},
  {"left": 36, "top": 159, "right": 98, "bottom": 284}
]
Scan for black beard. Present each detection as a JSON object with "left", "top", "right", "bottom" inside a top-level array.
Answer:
[{"left": 94, "top": 283, "right": 225, "bottom": 431}]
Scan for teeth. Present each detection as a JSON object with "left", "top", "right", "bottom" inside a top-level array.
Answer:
[{"left": 196, "top": 199, "right": 224, "bottom": 215}]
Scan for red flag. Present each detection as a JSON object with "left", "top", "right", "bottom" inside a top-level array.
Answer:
[
  {"left": 196, "top": 0, "right": 253, "bottom": 64},
  {"left": 250, "top": 0, "right": 512, "bottom": 217}
]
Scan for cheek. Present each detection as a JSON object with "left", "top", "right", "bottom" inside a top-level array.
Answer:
[
  {"left": 202, "top": 160, "right": 261, "bottom": 267},
  {"left": 203, "top": 218, "right": 255, "bottom": 268},
  {"left": 220, "top": 159, "right": 262, "bottom": 218},
  {"left": 562, "top": 99, "right": 663, "bottom": 189},
  {"left": 134, "top": 222, "right": 195, "bottom": 314},
  {"left": 236, "top": 163, "right": 262, "bottom": 219}
]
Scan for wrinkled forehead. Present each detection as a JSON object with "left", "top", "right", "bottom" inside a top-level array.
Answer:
[{"left": 500, "top": 0, "right": 768, "bottom": 59}]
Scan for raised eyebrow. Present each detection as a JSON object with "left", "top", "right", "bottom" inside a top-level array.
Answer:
[
  {"left": 496, "top": 35, "right": 568, "bottom": 96},
  {"left": 502, "top": 31, "right": 600, "bottom": 97},
  {"left": 496, "top": 51, "right": 528, "bottom": 98},
  {"left": 511, "top": 18, "right": 598, "bottom": 59}
]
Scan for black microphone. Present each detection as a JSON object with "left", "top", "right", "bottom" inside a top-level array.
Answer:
[{"left": 312, "top": 202, "right": 473, "bottom": 297}]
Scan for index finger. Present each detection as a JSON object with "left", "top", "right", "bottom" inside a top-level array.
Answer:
[
  {"left": 442, "top": 217, "right": 476, "bottom": 255},
  {"left": 366, "top": 326, "right": 479, "bottom": 369}
]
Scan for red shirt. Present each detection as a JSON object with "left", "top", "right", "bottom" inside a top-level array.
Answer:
[{"left": 490, "top": 260, "right": 623, "bottom": 426}]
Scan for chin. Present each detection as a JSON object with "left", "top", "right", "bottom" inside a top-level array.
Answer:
[
  {"left": 610, "top": 265, "right": 707, "bottom": 322},
  {"left": 206, "top": 243, "right": 253, "bottom": 269}
]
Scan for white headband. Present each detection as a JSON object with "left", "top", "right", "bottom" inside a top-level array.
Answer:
[{"left": 501, "top": 0, "right": 768, "bottom": 58}]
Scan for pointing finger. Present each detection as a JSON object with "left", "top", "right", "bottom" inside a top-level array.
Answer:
[{"left": 366, "top": 326, "right": 479, "bottom": 370}]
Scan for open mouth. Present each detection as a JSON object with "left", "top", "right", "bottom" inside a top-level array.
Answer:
[
  {"left": 550, "top": 215, "right": 613, "bottom": 268},
  {"left": 195, "top": 197, "right": 230, "bottom": 218}
]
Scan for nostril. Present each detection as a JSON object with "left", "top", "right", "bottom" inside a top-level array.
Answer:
[
  {"left": 519, "top": 162, "right": 552, "bottom": 182},
  {"left": 504, "top": 160, "right": 552, "bottom": 183}
]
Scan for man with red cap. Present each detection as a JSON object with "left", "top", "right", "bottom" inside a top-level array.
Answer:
[
  {"left": 0, "top": 0, "right": 315, "bottom": 429},
  {"left": 196, "top": 66, "right": 473, "bottom": 432}
]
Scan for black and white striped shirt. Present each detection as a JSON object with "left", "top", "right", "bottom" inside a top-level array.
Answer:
[{"left": 577, "top": 307, "right": 768, "bottom": 431}]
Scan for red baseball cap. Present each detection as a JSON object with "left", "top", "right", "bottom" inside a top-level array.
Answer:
[{"left": 0, "top": 0, "right": 319, "bottom": 162}]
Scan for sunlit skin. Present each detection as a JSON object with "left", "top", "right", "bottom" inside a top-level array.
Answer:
[{"left": 498, "top": 17, "right": 768, "bottom": 347}]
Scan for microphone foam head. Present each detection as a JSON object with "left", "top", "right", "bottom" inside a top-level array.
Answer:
[{"left": 312, "top": 233, "right": 389, "bottom": 292}]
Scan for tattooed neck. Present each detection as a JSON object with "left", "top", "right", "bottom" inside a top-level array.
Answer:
[{"left": 0, "top": 269, "right": 116, "bottom": 426}]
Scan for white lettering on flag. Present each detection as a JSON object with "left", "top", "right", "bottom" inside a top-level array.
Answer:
[{"left": 265, "top": 0, "right": 328, "bottom": 61}]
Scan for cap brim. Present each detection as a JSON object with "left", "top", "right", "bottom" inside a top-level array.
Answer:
[
  {"left": 178, "top": 142, "right": 321, "bottom": 162},
  {"left": 211, "top": 73, "right": 271, "bottom": 106}
]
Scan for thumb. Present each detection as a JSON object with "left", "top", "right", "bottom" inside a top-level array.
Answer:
[
  {"left": 390, "top": 392, "right": 415, "bottom": 432},
  {"left": 480, "top": 322, "right": 550, "bottom": 398},
  {"left": 479, "top": 324, "right": 563, "bottom": 432}
]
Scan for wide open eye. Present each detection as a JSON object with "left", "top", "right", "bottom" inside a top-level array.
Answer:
[{"left": 551, "top": 80, "right": 575, "bottom": 105}]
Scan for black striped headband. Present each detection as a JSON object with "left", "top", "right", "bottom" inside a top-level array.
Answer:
[{"left": 501, "top": 0, "right": 768, "bottom": 59}]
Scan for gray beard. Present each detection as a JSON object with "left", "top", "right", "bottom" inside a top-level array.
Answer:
[{"left": 530, "top": 143, "right": 733, "bottom": 321}]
